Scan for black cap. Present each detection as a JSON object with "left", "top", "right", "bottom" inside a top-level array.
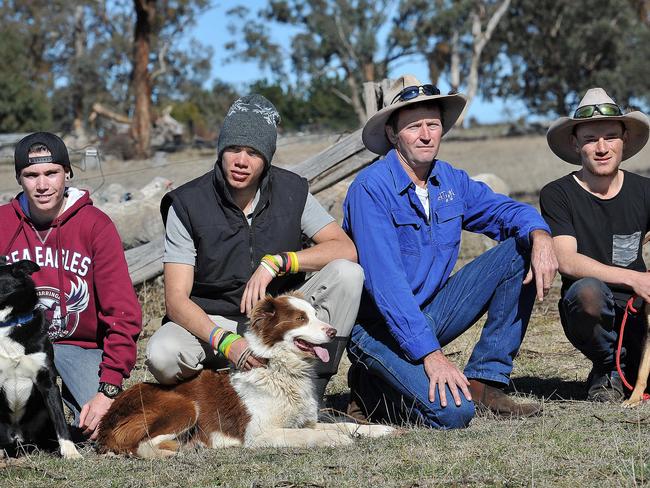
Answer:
[{"left": 14, "top": 132, "right": 73, "bottom": 177}]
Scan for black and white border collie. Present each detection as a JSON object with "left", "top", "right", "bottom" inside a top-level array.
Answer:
[
  {"left": 97, "top": 293, "right": 393, "bottom": 457},
  {"left": 0, "top": 258, "right": 81, "bottom": 459}
]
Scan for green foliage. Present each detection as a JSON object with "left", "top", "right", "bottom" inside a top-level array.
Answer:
[
  {"left": 226, "top": 1, "right": 414, "bottom": 123},
  {"left": 249, "top": 78, "right": 358, "bottom": 132},
  {"left": 0, "top": 25, "right": 52, "bottom": 131},
  {"left": 484, "top": 0, "right": 650, "bottom": 115},
  {"left": 169, "top": 80, "right": 241, "bottom": 138},
  {"left": 0, "top": 0, "right": 214, "bottom": 138}
]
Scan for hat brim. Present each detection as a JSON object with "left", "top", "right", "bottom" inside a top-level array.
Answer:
[
  {"left": 362, "top": 93, "right": 467, "bottom": 155},
  {"left": 547, "top": 111, "right": 650, "bottom": 165}
]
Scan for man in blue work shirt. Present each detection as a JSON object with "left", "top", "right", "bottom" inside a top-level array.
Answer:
[{"left": 342, "top": 75, "right": 558, "bottom": 429}]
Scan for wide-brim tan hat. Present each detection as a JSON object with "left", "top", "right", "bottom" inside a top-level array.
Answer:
[
  {"left": 362, "top": 74, "right": 467, "bottom": 155},
  {"left": 547, "top": 87, "right": 649, "bottom": 165}
]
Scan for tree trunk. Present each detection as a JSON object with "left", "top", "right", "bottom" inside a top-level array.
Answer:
[
  {"left": 131, "top": 0, "right": 155, "bottom": 159},
  {"left": 345, "top": 73, "right": 368, "bottom": 125},
  {"left": 426, "top": 42, "right": 450, "bottom": 86},
  {"left": 72, "top": 5, "right": 86, "bottom": 139},
  {"left": 449, "top": 30, "right": 461, "bottom": 92},
  {"left": 362, "top": 62, "right": 375, "bottom": 82},
  {"left": 455, "top": 0, "right": 511, "bottom": 127}
]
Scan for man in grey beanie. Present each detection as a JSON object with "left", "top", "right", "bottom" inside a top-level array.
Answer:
[{"left": 146, "top": 94, "right": 362, "bottom": 411}]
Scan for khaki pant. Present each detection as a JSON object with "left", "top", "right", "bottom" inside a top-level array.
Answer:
[{"left": 145, "top": 259, "right": 364, "bottom": 384}]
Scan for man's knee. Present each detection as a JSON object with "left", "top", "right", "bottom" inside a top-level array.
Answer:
[
  {"left": 569, "top": 277, "right": 608, "bottom": 319},
  {"left": 145, "top": 331, "right": 199, "bottom": 385},
  {"left": 421, "top": 398, "right": 475, "bottom": 429},
  {"left": 325, "top": 259, "right": 364, "bottom": 291}
]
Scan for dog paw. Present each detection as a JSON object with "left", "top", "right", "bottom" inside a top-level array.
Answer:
[
  {"left": 59, "top": 440, "right": 82, "bottom": 459},
  {"left": 328, "top": 433, "right": 355, "bottom": 447},
  {"left": 352, "top": 424, "right": 396, "bottom": 438},
  {"left": 622, "top": 399, "right": 642, "bottom": 408}
]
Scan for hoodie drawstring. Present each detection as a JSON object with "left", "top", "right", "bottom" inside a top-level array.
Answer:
[{"left": 54, "top": 223, "right": 68, "bottom": 320}]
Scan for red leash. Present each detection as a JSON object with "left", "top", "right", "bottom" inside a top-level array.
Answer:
[{"left": 616, "top": 296, "right": 650, "bottom": 400}]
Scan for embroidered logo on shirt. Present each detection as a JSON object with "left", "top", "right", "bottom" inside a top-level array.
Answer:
[
  {"left": 437, "top": 189, "right": 456, "bottom": 203},
  {"left": 36, "top": 277, "right": 90, "bottom": 340}
]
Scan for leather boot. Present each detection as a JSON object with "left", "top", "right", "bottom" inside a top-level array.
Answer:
[
  {"left": 346, "top": 364, "right": 370, "bottom": 423},
  {"left": 468, "top": 379, "right": 542, "bottom": 418}
]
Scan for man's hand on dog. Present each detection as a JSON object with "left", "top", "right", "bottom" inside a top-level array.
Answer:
[
  {"left": 79, "top": 393, "right": 113, "bottom": 440},
  {"left": 423, "top": 350, "right": 472, "bottom": 408},
  {"left": 228, "top": 337, "right": 266, "bottom": 370},
  {"left": 629, "top": 271, "right": 650, "bottom": 302},
  {"left": 241, "top": 264, "right": 275, "bottom": 315},
  {"left": 524, "top": 230, "right": 559, "bottom": 301}
]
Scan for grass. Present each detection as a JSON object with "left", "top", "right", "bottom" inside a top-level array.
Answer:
[{"left": 2, "top": 241, "right": 650, "bottom": 487}]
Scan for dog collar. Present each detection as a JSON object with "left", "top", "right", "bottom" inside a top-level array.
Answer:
[{"left": 0, "top": 312, "right": 34, "bottom": 328}]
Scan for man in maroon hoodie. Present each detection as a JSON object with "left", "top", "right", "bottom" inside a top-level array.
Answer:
[{"left": 0, "top": 132, "right": 142, "bottom": 439}]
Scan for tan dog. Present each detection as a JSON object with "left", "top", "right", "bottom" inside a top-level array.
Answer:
[
  {"left": 96, "top": 294, "right": 393, "bottom": 457},
  {"left": 623, "top": 232, "right": 650, "bottom": 407}
]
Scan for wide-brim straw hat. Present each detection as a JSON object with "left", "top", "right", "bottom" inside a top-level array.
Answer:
[
  {"left": 547, "top": 87, "right": 649, "bottom": 165},
  {"left": 362, "top": 74, "right": 467, "bottom": 155}
]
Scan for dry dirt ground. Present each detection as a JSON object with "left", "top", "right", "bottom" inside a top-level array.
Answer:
[{"left": 1, "top": 134, "right": 650, "bottom": 487}]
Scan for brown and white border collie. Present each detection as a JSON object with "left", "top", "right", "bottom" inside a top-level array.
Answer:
[{"left": 96, "top": 293, "right": 393, "bottom": 457}]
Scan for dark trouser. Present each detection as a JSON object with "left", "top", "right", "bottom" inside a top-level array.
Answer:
[{"left": 559, "top": 277, "right": 644, "bottom": 381}]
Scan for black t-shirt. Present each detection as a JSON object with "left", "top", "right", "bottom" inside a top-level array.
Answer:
[{"left": 540, "top": 170, "right": 650, "bottom": 301}]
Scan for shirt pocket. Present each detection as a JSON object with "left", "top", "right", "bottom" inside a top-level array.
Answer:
[
  {"left": 391, "top": 209, "right": 421, "bottom": 255},
  {"left": 612, "top": 231, "right": 641, "bottom": 267},
  {"left": 434, "top": 201, "right": 464, "bottom": 247}
]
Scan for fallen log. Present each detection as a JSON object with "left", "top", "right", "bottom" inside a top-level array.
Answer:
[{"left": 126, "top": 237, "right": 164, "bottom": 285}]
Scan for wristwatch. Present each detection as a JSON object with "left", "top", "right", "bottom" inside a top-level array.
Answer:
[{"left": 98, "top": 382, "right": 123, "bottom": 399}]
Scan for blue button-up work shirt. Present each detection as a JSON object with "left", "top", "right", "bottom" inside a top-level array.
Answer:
[{"left": 342, "top": 149, "right": 550, "bottom": 361}]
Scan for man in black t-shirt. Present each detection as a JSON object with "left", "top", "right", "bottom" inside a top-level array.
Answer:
[{"left": 540, "top": 87, "right": 650, "bottom": 402}]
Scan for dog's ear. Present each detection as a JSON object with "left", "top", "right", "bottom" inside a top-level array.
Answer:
[
  {"left": 254, "top": 295, "right": 276, "bottom": 317},
  {"left": 11, "top": 260, "right": 40, "bottom": 278},
  {"left": 0, "top": 255, "right": 7, "bottom": 266},
  {"left": 249, "top": 295, "right": 277, "bottom": 329}
]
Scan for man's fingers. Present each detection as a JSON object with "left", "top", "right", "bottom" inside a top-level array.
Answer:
[
  {"left": 449, "top": 380, "right": 462, "bottom": 406},
  {"left": 523, "top": 266, "right": 533, "bottom": 285},
  {"left": 429, "top": 378, "right": 437, "bottom": 404},
  {"left": 79, "top": 403, "right": 90, "bottom": 428},
  {"left": 438, "top": 380, "right": 448, "bottom": 407},
  {"left": 535, "top": 269, "right": 545, "bottom": 301},
  {"left": 240, "top": 285, "right": 250, "bottom": 313},
  {"left": 458, "top": 377, "right": 472, "bottom": 401}
]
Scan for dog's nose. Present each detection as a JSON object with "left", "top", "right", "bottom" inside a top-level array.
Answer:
[{"left": 325, "top": 327, "right": 336, "bottom": 338}]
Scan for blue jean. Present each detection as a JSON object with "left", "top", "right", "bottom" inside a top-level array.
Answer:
[
  {"left": 348, "top": 238, "right": 535, "bottom": 429},
  {"left": 52, "top": 344, "right": 102, "bottom": 426},
  {"left": 559, "top": 277, "right": 643, "bottom": 376}
]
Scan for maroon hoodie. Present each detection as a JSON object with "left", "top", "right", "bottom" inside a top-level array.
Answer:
[{"left": 0, "top": 188, "right": 142, "bottom": 386}]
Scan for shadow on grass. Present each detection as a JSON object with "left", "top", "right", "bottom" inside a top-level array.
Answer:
[
  {"left": 326, "top": 376, "right": 589, "bottom": 411},
  {"left": 510, "top": 375, "right": 587, "bottom": 401}
]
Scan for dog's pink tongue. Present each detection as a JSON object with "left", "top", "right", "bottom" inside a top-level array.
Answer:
[{"left": 313, "top": 346, "right": 330, "bottom": 363}]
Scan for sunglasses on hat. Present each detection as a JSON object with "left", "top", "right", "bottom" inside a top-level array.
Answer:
[
  {"left": 391, "top": 84, "right": 441, "bottom": 105},
  {"left": 573, "top": 103, "right": 622, "bottom": 119}
]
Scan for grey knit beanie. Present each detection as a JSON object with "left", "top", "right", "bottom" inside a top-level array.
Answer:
[{"left": 217, "top": 94, "right": 281, "bottom": 166}]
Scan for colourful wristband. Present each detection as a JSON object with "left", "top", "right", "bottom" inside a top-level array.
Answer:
[
  {"left": 209, "top": 327, "right": 225, "bottom": 351},
  {"left": 218, "top": 332, "right": 242, "bottom": 357},
  {"left": 288, "top": 251, "right": 299, "bottom": 273},
  {"left": 260, "top": 260, "right": 278, "bottom": 277}
]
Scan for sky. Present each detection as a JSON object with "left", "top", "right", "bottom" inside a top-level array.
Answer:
[{"left": 192, "top": 1, "right": 529, "bottom": 124}]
